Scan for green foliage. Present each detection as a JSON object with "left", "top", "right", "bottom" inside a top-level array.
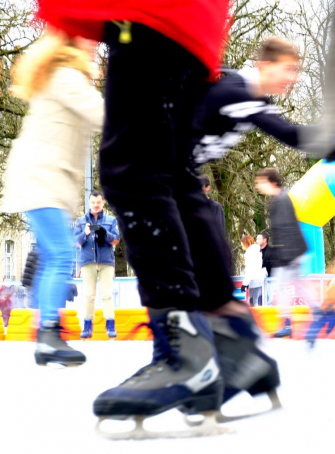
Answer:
[{"left": 204, "top": 0, "right": 333, "bottom": 274}]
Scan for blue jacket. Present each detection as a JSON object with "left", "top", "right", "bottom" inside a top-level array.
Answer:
[{"left": 74, "top": 210, "right": 120, "bottom": 267}]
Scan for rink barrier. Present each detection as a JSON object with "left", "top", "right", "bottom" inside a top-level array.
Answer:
[
  {"left": 91, "top": 308, "right": 111, "bottom": 340},
  {"left": 59, "top": 308, "right": 81, "bottom": 340},
  {"left": 2, "top": 306, "right": 335, "bottom": 341},
  {"left": 251, "top": 306, "right": 313, "bottom": 338},
  {"left": 6, "top": 309, "right": 38, "bottom": 341},
  {"left": 114, "top": 308, "right": 152, "bottom": 341},
  {"left": 89, "top": 308, "right": 152, "bottom": 341},
  {"left": 250, "top": 307, "right": 282, "bottom": 334},
  {"left": 289, "top": 305, "right": 312, "bottom": 340},
  {"left": 0, "top": 310, "right": 5, "bottom": 341},
  {"left": 5, "top": 308, "right": 82, "bottom": 341}
]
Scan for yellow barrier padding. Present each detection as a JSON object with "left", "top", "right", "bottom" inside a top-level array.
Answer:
[
  {"left": 114, "top": 308, "right": 152, "bottom": 341},
  {"left": 91, "top": 309, "right": 111, "bottom": 341},
  {"left": 6, "top": 309, "right": 38, "bottom": 341},
  {"left": 289, "top": 305, "right": 312, "bottom": 340},
  {"left": 289, "top": 162, "right": 335, "bottom": 226},
  {"left": 59, "top": 308, "right": 81, "bottom": 340},
  {"left": 0, "top": 310, "right": 5, "bottom": 341},
  {"left": 251, "top": 307, "right": 282, "bottom": 334}
]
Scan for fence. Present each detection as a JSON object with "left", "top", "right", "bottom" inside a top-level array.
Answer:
[{"left": 1, "top": 274, "right": 333, "bottom": 325}]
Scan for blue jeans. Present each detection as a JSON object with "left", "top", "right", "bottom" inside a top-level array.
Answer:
[{"left": 26, "top": 208, "right": 73, "bottom": 324}]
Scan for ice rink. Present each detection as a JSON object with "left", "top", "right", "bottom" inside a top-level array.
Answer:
[{"left": 1, "top": 339, "right": 334, "bottom": 454}]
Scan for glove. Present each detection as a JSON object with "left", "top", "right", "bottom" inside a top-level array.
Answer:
[
  {"left": 96, "top": 226, "right": 107, "bottom": 247},
  {"left": 241, "top": 285, "right": 248, "bottom": 293}
]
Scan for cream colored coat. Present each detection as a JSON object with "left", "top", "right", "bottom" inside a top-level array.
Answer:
[{"left": 1, "top": 67, "right": 104, "bottom": 216}]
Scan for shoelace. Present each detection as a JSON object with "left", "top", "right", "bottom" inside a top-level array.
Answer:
[{"left": 122, "top": 317, "right": 182, "bottom": 384}]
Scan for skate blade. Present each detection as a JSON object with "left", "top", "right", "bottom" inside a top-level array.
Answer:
[
  {"left": 36, "top": 360, "right": 85, "bottom": 368},
  {"left": 96, "top": 411, "right": 234, "bottom": 440},
  {"left": 216, "top": 389, "right": 282, "bottom": 423}
]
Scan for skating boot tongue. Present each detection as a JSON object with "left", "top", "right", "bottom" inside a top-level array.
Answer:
[{"left": 150, "top": 312, "right": 182, "bottom": 369}]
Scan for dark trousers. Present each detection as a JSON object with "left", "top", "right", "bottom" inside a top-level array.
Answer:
[{"left": 100, "top": 23, "right": 234, "bottom": 311}]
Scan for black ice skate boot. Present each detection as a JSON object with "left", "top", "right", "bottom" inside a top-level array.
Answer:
[
  {"left": 93, "top": 310, "right": 228, "bottom": 439},
  {"left": 206, "top": 310, "right": 281, "bottom": 421},
  {"left": 35, "top": 320, "right": 86, "bottom": 367}
]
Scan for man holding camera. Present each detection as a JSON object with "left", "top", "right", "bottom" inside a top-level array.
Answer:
[{"left": 74, "top": 190, "right": 120, "bottom": 338}]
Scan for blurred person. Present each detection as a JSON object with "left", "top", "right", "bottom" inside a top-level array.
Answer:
[
  {"left": 37, "top": 3, "right": 281, "bottom": 437},
  {"left": 22, "top": 245, "right": 39, "bottom": 309},
  {"left": 22, "top": 246, "right": 78, "bottom": 309},
  {"left": 1, "top": 29, "right": 104, "bottom": 366},
  {"left": 201, "top": 174, "right": 226, "bottom": 235},
  {"left": 192, "top": 36, "right": 331, "bottom": 167},
  {"left": 241, "top": 235, "right": 266, "bottom": 306},
  {"left": 255, "top": 168, "right": 308, "bottom": 337},
  {"left": 74, "top": 190, "right": 119, "bottom": 339},
  {"left": 256, "top": 231, "right": 273, "bottom": 277},
  {"left": 305, "top": 260, "right": 335, "bottom": 348},
  {"left": 256, "top": 231, "right": 274, "bottom": 305}
]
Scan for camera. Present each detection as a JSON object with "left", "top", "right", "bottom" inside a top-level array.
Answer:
[{"left": 90, "top": 224, "right": 101, "bottom": 232}]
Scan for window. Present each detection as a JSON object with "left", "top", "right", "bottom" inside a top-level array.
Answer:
[{"left": 4, "top": 240, "right": 14, "bottom": 280}]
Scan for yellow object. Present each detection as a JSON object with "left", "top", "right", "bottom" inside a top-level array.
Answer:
[
  {"left": 114, "top": 308, "right": 152, "bottom": 341},
  {"left": 112, "top": 21, "right": 132, "bottom": 44},
  {"left": 251, "top": 307, "right": 282, "bottom": 334},
  {"left": 59, "top": 308, "right": 81, "bottom": 340},
  {"left": 6, "top": 309, "right": 38, "bottom": 341},
  {"left": 289, "top": 162, "right": 335, "bottom": 226},
  {"left": 289, "top": 305, "right": 312, "bottom": 340},
  {"left": 91, "top": 309, "right": 110, "bottom": 340},
  {"left": 0, "top": 310, "right": 5, "bottom": 341}
]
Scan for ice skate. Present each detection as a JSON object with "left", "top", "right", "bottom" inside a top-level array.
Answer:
[
  {"left": 35, "top": 320, "right": 86, "bottom": 367},
  {"left": 274, "top": 317, "right": 292, "bottom": 338},
  {"left": 206, "top": 310, "right": 282, "bottom": 423},
  {"left": 93, "top": 310, "right": 231, "bottom": 439}
]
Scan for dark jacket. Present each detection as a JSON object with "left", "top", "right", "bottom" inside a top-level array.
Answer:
[
  {"left": 193, "top": 70, "right": 311, "bottom": 166},
  {"left": 270, "top": 190, "right": 307, "bottom": 267},
  {"left": 261, "top": 244, "right": 273, "bottom": 277},
  {"left": 74, "top": 210, "right": 120, "bottom": 267},
  {"left": 208, "top": 198, "right": 226, "bottom": 236},
  {"left": 22, "top": 250, "right": 39, "bottom": 288}
]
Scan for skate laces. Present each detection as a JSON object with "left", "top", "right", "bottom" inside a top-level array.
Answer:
[{"left": 127, "top": 315, "right": 182, "bottom": 372}]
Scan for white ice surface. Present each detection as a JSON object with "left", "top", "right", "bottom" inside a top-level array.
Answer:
[{"left": 0, "top": 339, "right": 334, "bottom": 454}]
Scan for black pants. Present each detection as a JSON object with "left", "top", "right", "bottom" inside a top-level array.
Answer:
[{"left": 100, "top": 23, "right": 234, "bottom": 311}]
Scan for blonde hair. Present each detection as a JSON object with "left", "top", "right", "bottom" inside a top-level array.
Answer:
[
  {"left": 11, "top": 30, "right": 93, "bottom": 101},
  {"left": 241, "top": 235, "right": 255, "bottom": 249}
]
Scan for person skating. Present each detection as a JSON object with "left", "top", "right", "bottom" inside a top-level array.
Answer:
[
  {"left": 2, "top": 29, "right": 104, "bottom": 366},
  {"left": 255, "top": 168, "right": 308, "bottom": 338},
  {"left": 305, "top": 270, "right": 335, "bottom": 348},
  {"left": 37, "top": 3, "right": 330, "bottom": 438}
]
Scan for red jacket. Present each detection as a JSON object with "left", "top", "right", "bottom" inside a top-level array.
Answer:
[{"left": 38, "top": 0, "right": 231, "bottom": 79}]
